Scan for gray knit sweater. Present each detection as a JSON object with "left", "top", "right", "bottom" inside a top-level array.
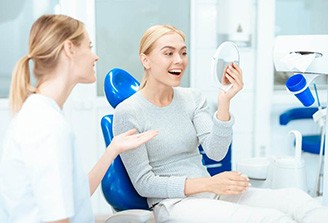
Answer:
[{"left": 113, "top": 87, "right": 234, "bottom": 207}]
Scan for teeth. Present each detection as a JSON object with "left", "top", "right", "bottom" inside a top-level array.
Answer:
[{"left": 169, "top": 69, "right": 182, "bottom": 73}]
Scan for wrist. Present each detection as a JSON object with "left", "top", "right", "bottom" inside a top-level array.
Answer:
[
  {"left": 217, "top": 96, "right": 231, "bottom": 121},
  {"left": 216, "top": 108, "right": 230, "bottom": 121},
  {"left": 106, "top": 144, "right": 120, "bottom": 157},
  {"left": 184, "top": 177, "right": 211, "bottom": 195}
]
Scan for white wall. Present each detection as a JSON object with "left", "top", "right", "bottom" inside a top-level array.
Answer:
[
  {"left": 191, "top": 0, "right": 258, "bottom": 168},
  {"left": 0, "top": 0, "right": 271, "bottom": 216},
  {"left": 1, "top": 0, "right": 326, "bottom": 217}
]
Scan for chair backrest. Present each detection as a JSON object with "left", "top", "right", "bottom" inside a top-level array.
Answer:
[{"left": 101, "top": 68, "right": 149, "bottom": 211}]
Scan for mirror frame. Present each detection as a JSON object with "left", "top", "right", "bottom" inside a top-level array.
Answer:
[{"left": 211, "top": 41, "right": 240, "bottom": 92}]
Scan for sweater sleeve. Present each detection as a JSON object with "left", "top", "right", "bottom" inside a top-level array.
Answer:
[
  {"left": 113, "top": 103, "right": 187, "bottom": 200},
  {"left": 191, "top": 89, "right": 234, "bottom": 161}
]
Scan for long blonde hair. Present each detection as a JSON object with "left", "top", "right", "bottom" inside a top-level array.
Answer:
[
  {"left": 9, "top": 14, "right": 85, "bottom": 114},
  {"left": 138, "top": 25, "right": 185, "bottom": 90}
]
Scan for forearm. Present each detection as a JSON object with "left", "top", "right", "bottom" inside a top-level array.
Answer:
[
  {"left": 200, "top": 111, "right": 233, "bottom": 161},
  {"left": 184, "top": 177, "right": 212, "bottom": 196},
  {"left": 216, "top": 97, "right": 231, "bottom": 121},
  {"left": 185, "top": 172, "right": 250, "bottom": 196},
  {"left": 88, "top": 146, "right": 118, "bottom": 195}
]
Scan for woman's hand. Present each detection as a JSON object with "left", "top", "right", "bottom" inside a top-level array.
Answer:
[
  {"left": 219, "top": 62, "right": 243, "bottom": 101},
  {"left": 89, "top": 129, "right": 157, "bottom": 196},
  {"left": 216, "top": 63, "right": 243, "bottom": 121},
  {"left": 109, "top": 129, "right": 158, "bottom": 155},
  {"left": 208, "top": 171, "right": 250, "bottom": 195}
]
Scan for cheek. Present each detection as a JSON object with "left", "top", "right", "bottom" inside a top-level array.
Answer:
[{"left": 184, "top": 57, "right": 188, "bottom": 65}]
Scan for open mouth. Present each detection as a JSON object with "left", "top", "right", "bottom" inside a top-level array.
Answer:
[{"left": 168, "top": 69, "right": 182, "bottom": 75}]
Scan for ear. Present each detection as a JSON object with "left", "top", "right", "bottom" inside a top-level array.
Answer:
[
  {"left": 140, "top": 53, "right": 150, "bottom": 70},
  {"left": 63, "top": 40, "right": 75, "bottom": 58}
]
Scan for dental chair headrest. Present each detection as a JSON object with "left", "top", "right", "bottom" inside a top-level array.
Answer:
[{"left": 104, "top": 68, "right": 140, "bottom": 108}]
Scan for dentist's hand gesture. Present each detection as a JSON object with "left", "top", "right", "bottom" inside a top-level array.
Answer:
[
  {"left": 110, "top": 129, "right": 159, "bottom": 155},
  {"left": 89, "top": 128, "right": 158, "bottom": 195}
]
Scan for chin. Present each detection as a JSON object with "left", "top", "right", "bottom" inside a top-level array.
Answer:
[
  {"left": 81, "top": 76, "right": 96, "bottom": 84},
  {"left": 171, "top": 79, "right": 181, "bottom": 87}
]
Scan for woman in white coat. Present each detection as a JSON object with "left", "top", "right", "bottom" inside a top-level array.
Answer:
[{"left": 0, "top": 14, "right": 158, "bottom": 223}]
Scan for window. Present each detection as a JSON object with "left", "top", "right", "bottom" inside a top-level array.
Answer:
[
  {"left": 0, "top": 0, "right": 59, "bottom": 98},
  {"left": 95, "top": 0, "right": 190, "bottom": 96}
]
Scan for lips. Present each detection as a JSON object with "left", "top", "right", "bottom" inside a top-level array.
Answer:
[{"left": 168, "top": 69, "right": 182, "bottom": 75}]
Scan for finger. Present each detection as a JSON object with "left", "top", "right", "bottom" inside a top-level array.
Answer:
[
  {"left": 226, "top": 66, "right": 243, "bottom": 86},
  {"left": 229, "top": 177, "right": 250, "bottom": 184},
  {"left": 135, "top": 130, "right": 158, "bottom": 142},
  {"left": 224, "top": 74, "right": 243, "bottom": 91},
  {"left": 228, "top": 182, "right": 250, "bottom": 191},
  {"left": 228, "top": 172, "right": 249, "bottom": 181},
  {"left": 221, "top": 66, "right": 230, "bottom": 84},
  {"left": 137, "top": 130, "right": 159, "bottom": 138},
  {"left": 231, "top": 62, "right": 242, "bottom": 74},
  {"left": 224, "top": 188, "right": 245, "bottom": 195},
  {"left": 123, "top": 128, "right": 138, "bottom": 136},
  {"left": 229, "top": 185, "right": 249, "bottom": 192}
]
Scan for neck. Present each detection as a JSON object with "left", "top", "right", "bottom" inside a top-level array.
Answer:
[
  {"left": 141, "top": 83, "right": 174, "bottom": 107},
  {"left": 37, "top": 73, "right": 75, "bottom": 109}
]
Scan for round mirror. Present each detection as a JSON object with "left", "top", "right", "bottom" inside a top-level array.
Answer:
[{"left": 211, "top": 41, "right": 240, "bottom": 92}]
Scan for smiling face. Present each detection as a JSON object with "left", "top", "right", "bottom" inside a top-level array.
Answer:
[
  {"left": 71, "top": 31, "right": 99, "bottom": 84},
  {"left": 142, "top": 32, "right": 188, "bottom": 88}
]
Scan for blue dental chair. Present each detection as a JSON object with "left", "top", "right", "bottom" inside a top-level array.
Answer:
[
  {"left": 100, "top": 68, "right": 231, "bottom": 222},
  {"left": 101, "top": 68, "right": 152, "bottom": 223}
]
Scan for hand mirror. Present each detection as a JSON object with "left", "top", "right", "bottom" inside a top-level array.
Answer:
[{"left": 211, "top": 41, "right": 240, "bottom": 92}]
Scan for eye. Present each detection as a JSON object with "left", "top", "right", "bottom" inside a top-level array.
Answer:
[{"left": 164, "top": 51, "right": 173, "bottom": 56}]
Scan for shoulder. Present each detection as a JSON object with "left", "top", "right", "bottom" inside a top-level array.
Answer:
[
  {"left": 12, "top": 95, "right": 70, "bottom": 142},
  {"left": 114, "top": 93, "right": 140, "bottom": 117},
  {"left": 113, "top": 92, "right": 144, "bottom": 128}
]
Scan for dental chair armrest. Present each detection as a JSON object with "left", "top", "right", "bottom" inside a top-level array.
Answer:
[{"left": 105, "top": 209, "right": 154, "bottom": 223}]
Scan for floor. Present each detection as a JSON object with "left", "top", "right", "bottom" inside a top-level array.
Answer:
[
  {"left": 95, "top": 213, "right": 156, "bottom": 223},
  {"left": 95, "top": 215, "right": 110, "bottom": 223}
]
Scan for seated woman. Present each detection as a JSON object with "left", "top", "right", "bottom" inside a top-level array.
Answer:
[{"left": 113, "top": 24, "right": 328, "bottom": 223}]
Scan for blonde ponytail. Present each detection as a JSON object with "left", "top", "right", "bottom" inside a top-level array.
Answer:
[
  {"left": 9, "top": 55, "right": 36, "bottom": 114},
  {"left": 8, "top": 14, "right": 85, "bottom": 115}
]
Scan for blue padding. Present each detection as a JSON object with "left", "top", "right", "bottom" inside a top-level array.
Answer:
[
  {"left": 279, "top": 107, "right": 324, "bottom": 155},
  {"left": 101, "top": 114, "right": 149, "bottom": 211},
  {"left": 199, "top": 144, "right": 232, "bottom": 176},
  {"left": 279, "top": 107, "right": 318, "bottom": 125},
  {"left": 302, "top": 135, "right": 325, "bottom": 155},
  {"left": 104, "top": 68, "right": 140, "bottom": 109}
]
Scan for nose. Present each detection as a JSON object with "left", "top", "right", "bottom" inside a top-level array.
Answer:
[
  {"left": 94, "top": 53, "right": 99, "bottom": 62},
  {"left": 173, "top": 53, "right": 183, "bottom": 64}
]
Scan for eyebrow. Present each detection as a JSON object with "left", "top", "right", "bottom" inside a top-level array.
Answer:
[{"left": 160, "top": 45, "right": 187, "bottom": 50}]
